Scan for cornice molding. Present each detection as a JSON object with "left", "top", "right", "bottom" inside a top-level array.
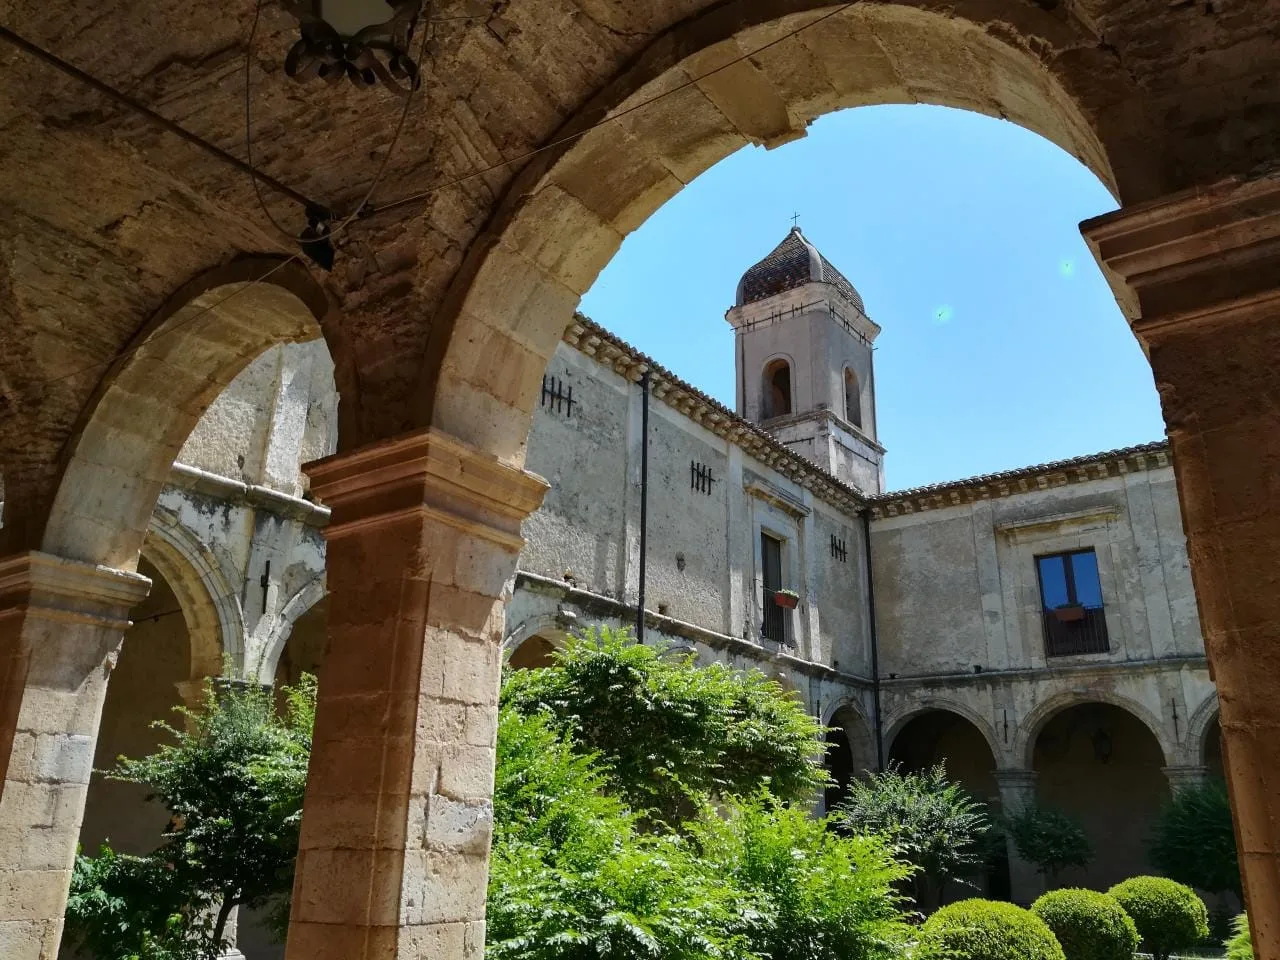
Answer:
[
  {"left": 306, "top": 428, "right": 550, "bottom": 548},
  {"left": 1082, "top": 172, "right": 1280, "bottom": 336},
  {"left": 0, "top": 551, "right": 151, "bottom": 629}
]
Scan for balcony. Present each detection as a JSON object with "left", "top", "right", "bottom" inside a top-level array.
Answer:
[{"left": 1042, "top": 604, "right": 1109, "bottom": 657}]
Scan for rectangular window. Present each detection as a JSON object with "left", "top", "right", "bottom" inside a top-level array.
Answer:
[
  {"left": 1036, "top": 548, "right": 1109, "bottom": 656},
  {"left": 760, "top": 532, "right": 788, "bottom": 644}
]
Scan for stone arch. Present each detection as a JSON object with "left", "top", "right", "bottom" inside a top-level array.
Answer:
[
  {"left": 256, "top": 575, "right": 327, "bottom": 685},
  {"left": 885, "top": 699, "right": 1002, "bottom": 764},
  {"left": 822, "top": 698, "right": 876, "bottom": 809},
  {"left": 1016, "top": 691, "right": 1171, "bottom": 768},
  {"left": 886, "top": 704, "right": 1001, "bottom": 801},
  {"left": 1028, "top": 697, "right": 1171, "bottom": 889},
  {"left": 762, "top": 356, "right": 794, "bottom": 419},
  {"left": 419, "top": 0, "right": 1142, "bottom": 459},
  {"left": 141, "top": 507, "right": 246, "bottom": 680},
  {"left": 40, "top": 257, "right": 349, "bottom": 572},
  {"left": 1187, "top": 693, "right": 1222, "bottom": 777}
]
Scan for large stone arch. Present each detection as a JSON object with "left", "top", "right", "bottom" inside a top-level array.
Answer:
[
  {"left": 884, "top": 699, "right": 1002, "bottom": 764},
  {"left": 39, "top": 257, "right": 349, "bottom": 572},
  {"left": 418, "top": 0, "right": 1144, "bottom": 458},
  {"left": 1015, "top": 690, "right": 1171, "bottom": 769},
  {"left": 142, "top": 507, "right": 246, "bottom": 681}
]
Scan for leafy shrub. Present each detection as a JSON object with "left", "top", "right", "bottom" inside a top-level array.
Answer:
[
  {"left": 65, "top": 676, "right": 316, "bottom": 959},
  {"left": 1107, "top": 876, "right": 1209, "bottom": 960},
  {"left": 502, "top": 626, "right": 827, "bottom": 823},
  {"left": 488, "top": 707, "right": 913, "bottom": 960},
  {"left": 1005, "top": 805, "right": 1092, "bottom": 885},
  {"left": 65, "top": 845, "right": 203, "bottom": 960},
  {"left": 1225, "top": 913, "right": 1252, "bottom": 960},
  {"left": 691, "top": 796, "right": 912, "bottom": 960},
  {"left": 918, "top": 899, "right": 1066, "bottom": 960},
  {"left": 1148, "top": 778, "right": 1240, "bottom": 897},
  {"left": 1031, "top": 888, "right": 1139, "bottom": 960},
  {"left": 834, "top": 763, "right": 990, "bottom": 911}
]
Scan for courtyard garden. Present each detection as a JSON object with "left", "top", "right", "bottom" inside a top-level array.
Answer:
[{"left": 66, "top": 627, "right": 1247, "bottom": 960}]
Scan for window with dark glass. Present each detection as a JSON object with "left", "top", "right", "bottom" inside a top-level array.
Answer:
[
  {"left": 761, "top": 532, "right": 787, "bottom": 644},
  {"left": 1036, "top": 548, "right": 1109, "bottom": 656}
]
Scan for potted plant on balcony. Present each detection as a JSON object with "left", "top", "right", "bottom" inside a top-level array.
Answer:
[
  {"left": 1052, "top": 603, "right": 1086, "bottom": 623},
  {"left": 773, "top": 589, "right": 800, "bottom": 610}
]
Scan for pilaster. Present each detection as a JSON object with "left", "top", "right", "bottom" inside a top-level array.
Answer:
[
  {"left": 1083, "top": 171, "right": 1280, "bottom": 957},
  {"left": 1163, "top": 765, "right": 1210, "bottom": 794},
  {"left": 0, "top": 552, "right": 151, "bottom": 959},
  {"left": 993, "top": 769, "right": 1042, "bottom": 905},
  {"left": 284, "top": 428, "right": 547, "bottom": 960}
]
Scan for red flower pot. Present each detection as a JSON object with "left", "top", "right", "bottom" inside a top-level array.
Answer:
[{"left": 773, "top": 592, "right": 799, "bottom": 610}]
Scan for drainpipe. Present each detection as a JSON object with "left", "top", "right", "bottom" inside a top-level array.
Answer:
[
  {"left": 861, "top": 509, "right": 885, "bottom": 771},
  {"left": 636, "top": 369, "right": 650, "bottom": 640}
]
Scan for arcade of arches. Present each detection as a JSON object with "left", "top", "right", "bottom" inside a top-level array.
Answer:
[{"left": 2, "top": 1, "right": 1280, "bottom": 958}]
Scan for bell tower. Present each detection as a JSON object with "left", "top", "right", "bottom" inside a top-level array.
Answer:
[{"left": 725, "top": 227, "right": 885, "bottom": 494}]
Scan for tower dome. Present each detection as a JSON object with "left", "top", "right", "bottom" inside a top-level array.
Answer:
[{"left": 735, "top": 227, "right": 865, "bottom": 313}]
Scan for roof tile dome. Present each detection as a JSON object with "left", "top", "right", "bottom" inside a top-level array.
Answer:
[{"left": 735, "top": 227, "right": 865, "bottom": 313}]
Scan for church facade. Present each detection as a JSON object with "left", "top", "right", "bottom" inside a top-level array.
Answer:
[{"left": 31, "top": 229, "right": 1219, "bottom": 952}]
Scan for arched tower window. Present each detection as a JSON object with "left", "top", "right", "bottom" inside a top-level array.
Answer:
[
  {"left": 762, "top": 359, "right": 792, "bottom": 419},
  {"left": 844, "top": 367, "right": 861, "bottom": 428}
]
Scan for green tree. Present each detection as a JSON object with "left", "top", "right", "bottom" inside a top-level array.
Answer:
[
  {"left": 691, "top": 797, "right": 912, "bottom": 960},
  {"left": 492, "top": 629, "right": 916, "bottom": 960},
  {"left": 1005, "top": 804, "right": 1092, "bottom": 887},
  {"left": 1148, "top": 778, "right": 1241, "bottom": 898},
  {"left": 64, "top": 676, "right": 316, "bottom": 959},
  {"left": 501, "top": 626, "right": 827, "bottom": 823},
  {"left": 833, "top": 763, "right": 990, "bottom": 911}
]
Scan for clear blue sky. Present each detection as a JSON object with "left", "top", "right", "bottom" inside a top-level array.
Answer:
[{"left": 578, "top": 105, "right": 1166, "bottom": 492}]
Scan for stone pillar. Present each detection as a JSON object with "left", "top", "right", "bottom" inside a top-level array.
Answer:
[
  {"left": 0, "top": 551, "right": 151, "bottom": 959},
  {"left": 994, "top": 769, "right": 1041, "bottom": 905},
  {"left": 284, "top": 428, "right": 547, "bottom": 960},
  {"left": 1084, "top": 172, "right": 1280, "bottom": 959},
  {"left": 1163, "top": 765, "right": 1210, "bottom": 794}
]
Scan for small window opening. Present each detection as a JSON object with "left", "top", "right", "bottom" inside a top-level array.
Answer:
[
  {"left": 1036, "top": 549, "right": 1109, "bottom": 656},
  {"left": 760, "top": 532, "right": 788, "bottom": 644},
  {"left": 762, "top": 359, "right": 792, "bottom": 419},
  {"left": 844, "top": 367, "right": 861, "bottom": 428}
]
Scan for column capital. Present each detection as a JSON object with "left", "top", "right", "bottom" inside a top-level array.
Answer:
[
  {"left": 993, "top": 768, "right": 1039, "bottom": 790},
  {"left": 1162, "top": 764, "right": 1210, "bottom": 792},
  {"left": 0, "top": 551, "right": 151, "bottom": 630},
  {"left": 305, "top": 427, "right": 549, "bottom": 550},
  {"left": 1082, "top": 172, "right": 1280, "bottom": 338}
]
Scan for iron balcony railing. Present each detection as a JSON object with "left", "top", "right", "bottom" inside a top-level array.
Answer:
[
  {"left": 762, "top": 589, "right": 789, "bottom": 645},
  {"left": 1042, "top": 604, "right": 1110, "bottom": 657}
]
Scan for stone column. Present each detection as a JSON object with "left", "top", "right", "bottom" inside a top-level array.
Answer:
[
  {"left": 1084, "top": 171, "right": 1280, "bottom": 959},
  {"left": 1163, "top": 765, "right": 1210, "bottom": 794},
  {"left": 284, "top": 428, "right": 547, "bottom": 960},
  {"left": 0, "top": 551, "right": 151, "bottom": 959},
  {"left": 993, "top": 769, "right": 1041, "bottom": 905}
]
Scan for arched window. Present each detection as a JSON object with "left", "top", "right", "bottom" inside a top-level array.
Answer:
[
  {"left": 762, "top": 359, "right": 792, "bottom": 419},
  {"left": 844, "top": 367, "right": 861, "bottom": 428}
]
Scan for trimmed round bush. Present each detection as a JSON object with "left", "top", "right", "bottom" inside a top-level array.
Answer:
[
  {"left": 1107, "top": 876, "right": 1209, "bottom": 960},
  {"left": 919, "top": 898, "right": 1066, "bottom": 960},
  {"left": 1032, "top": 888, "right": 1140, "bottom": 960}
]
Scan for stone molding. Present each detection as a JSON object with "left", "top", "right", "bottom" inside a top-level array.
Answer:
[
  {"left": 306, "top": 427, "right": 549, "bottom": 549},
  {"left": 744, "top": 478, "right": 810, "bottom": 518},
  {"left": 0, "top": 551, "right": 151, "bottom": 630},
  {"left": 996, "top": 505, "right": 1122, "bottom": 540},
  {"left": 1162, "top": 764, "right": 1210, "bottom": 792},
  {"left": 881, "top": 653, "right": 1208, "bottom": 688},
  {"left": 1082, "top": 172, "right": 1280, "bottom": 334},
  {"left": 166, "top": 462, "right": 331, "bottom": 528},
  {"left": 514, "top": 570, "right": 874, "bottom": 687}
]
